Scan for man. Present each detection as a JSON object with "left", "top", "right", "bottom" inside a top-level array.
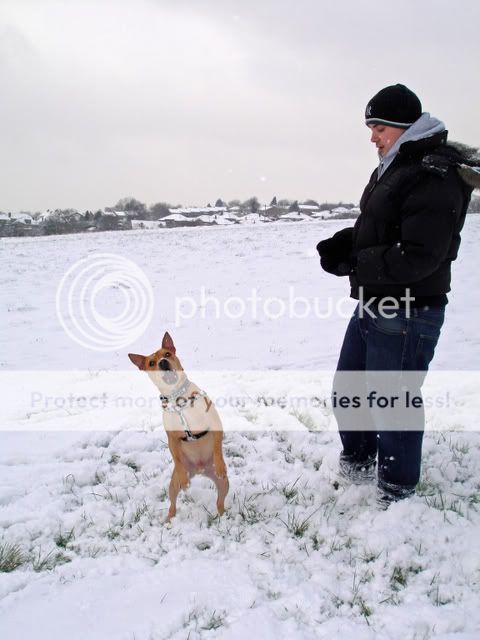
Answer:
[{"left": 317, "top": 84, "right": 479, "bottom": 506}]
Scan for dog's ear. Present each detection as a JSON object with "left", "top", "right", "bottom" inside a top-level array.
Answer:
[
  {"left": 128, "top": 353, "right": 146, "bottom": 370},
  {"left": 161, "top": 332, "right": 176, "bottom": 353}
]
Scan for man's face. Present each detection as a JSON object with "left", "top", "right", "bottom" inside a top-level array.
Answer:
[{"left": 368, "top": 124, "right": 406, "bottom": 156}]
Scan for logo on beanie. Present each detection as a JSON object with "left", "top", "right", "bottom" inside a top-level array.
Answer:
[{"left": 366, "top": 105, "right": 372, "bottom": 116}]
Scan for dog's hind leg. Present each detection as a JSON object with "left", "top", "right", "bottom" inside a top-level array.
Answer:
[
  {"left": 216, "top": 475, "right": 229, "bottom": 515},
  {"left": 205, "top": 466, "right": 229, "bottom": 516},
  {"left": 211, "top": 431, "right": 227, "bottom": 480},
  {"left": 166, "top": 471, "right": 181, "bottom": 522}
]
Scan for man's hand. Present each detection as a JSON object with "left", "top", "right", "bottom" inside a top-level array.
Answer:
[{"left": 316, "top": 227, "right": 355, "bottom": 275}]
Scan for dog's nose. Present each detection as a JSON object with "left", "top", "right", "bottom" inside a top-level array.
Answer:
[{"left": 159, "top": 359, "right": 170, "bottom": 371}]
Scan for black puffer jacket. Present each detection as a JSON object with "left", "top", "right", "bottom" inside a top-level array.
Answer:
[{"left": 318, "top": 132, "right": 479, "bottom": 304}]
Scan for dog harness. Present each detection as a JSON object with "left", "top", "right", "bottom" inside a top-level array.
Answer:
[{"left": 159, "top": 377, "right": 210, "bottom": 442}]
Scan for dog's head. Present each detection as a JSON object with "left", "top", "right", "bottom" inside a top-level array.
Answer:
[{"left": 128, "top": 332, "right": 184, "bottom": 389}]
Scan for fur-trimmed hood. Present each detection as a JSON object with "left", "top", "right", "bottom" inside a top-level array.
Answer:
[
  {"left": 449, "top": 141, "right": 480, "bottom": 190},
  {"left": 375, "top": 114, "right": 480, "bottom": 190}
]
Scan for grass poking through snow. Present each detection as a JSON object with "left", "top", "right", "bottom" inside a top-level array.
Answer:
[{"left": 0, "top": 542, "right": 27, "bottom": 572}]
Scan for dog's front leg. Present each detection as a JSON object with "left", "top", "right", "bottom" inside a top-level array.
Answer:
[{"left": 167, "top": 432, "right": 190, "bottom": 489}]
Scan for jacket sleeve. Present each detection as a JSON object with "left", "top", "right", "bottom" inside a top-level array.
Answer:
[{"left": 355, "top": 174, "right": 463, "bottom": 285}]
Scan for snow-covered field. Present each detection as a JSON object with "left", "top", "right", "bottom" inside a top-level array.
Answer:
[{"left": 1, "top": 218, "right": 480, "bottom": 640}]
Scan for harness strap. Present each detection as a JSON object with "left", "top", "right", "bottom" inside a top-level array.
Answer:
[
  {"left": 159, "top": 387, "right": 210, "bottom": 440},
  {"left": 180, "top": 429, "right": 210, "bottom": 442}
]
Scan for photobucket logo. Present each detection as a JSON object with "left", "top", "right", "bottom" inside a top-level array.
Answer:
[
  {"left": 175, "top": 286, "right": 356, "bottom": 326},
  {"left": 56, "top": 253, "right": 154, "bottom": 351},
  {"left": 175, "top": 287, "right": 416, "bottom": 326}
]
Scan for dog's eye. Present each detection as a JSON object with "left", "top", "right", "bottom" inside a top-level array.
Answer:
[
  {"left": 149, "top": 360, "right": 155, "bottom": 367},
  {"left": 164, "top": 352, "right": 171, "bottom": 358}
]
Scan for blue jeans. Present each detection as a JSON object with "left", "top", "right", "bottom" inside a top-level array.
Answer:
[{"left": 332, "top": 302, "right": 445, "bottom": 496}]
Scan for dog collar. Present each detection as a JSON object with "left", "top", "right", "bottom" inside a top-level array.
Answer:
[{"left": 159, "top": 376, "right": 192, "bottom": 405}]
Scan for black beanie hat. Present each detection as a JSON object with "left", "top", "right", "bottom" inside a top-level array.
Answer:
[{"left": 365, "top": 84, "right": 422, "bottom": 128}]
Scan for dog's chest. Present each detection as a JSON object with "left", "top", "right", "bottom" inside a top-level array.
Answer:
[{"left": 162, "top": 406, "right": 210, "bottom": 432}]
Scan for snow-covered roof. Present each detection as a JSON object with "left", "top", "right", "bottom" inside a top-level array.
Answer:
[
  {"left": 163, "top": 213, "right": 192, "bottom": 222},
  {"left": 133, "top": 214, "right": 235, "bottom": 227},
  {"left": 0, "top": 212, "right": 34, "bottom": 223},
  {"left": 224, "top": 211, "right": 243, "bottom": 218},
  {"left": 279, "top": 212, "right": 311, "bottom": 221},
  {"left": 168, "top": 207, "right": 227, "bottom": 215},
  {"left": 299, "top": 204, "right": 320, "bottom": 211},
  {"left": 330, "top": 206, "right": 360, "bottom": 217}
]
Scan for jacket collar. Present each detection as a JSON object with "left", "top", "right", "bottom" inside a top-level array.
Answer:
[
  {"left": 377, "top": 113, "right": 446, "bottom": 178},
  {"left": 398, "top": 130, "right": 448, "bottom": 159}
]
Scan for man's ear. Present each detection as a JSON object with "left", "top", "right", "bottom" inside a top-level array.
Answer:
[
  {"left": 128, "top": 353, "right": 146, "bottom": 370},
  {"left": 161, "top": 332, "right": 176, "bottom": 353}
]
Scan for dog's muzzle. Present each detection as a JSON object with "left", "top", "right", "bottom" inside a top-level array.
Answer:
[{"left": 159, "top": 358, "right": 178, "bottom": 384}]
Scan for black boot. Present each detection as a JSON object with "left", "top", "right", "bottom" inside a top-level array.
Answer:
[{"left": 338, "top": 452, "right": 376, "bottom": 485}]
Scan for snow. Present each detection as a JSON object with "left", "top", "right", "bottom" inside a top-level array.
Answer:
[
  {"left": 312, "top": 210, "right": 333, "bottom": 218},
  {"left": 237, "top": 212, "right": 265, "bottom": 224},
  {"left": 279, "top": 212, "right": 312, "bottom": 221},
  {"left": 1, "top": 218, "right": 480, "bottom": 639}
]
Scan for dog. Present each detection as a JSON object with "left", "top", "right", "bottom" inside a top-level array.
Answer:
[{"left": 128, "top": 332, "right": 228, "bottom": 523}]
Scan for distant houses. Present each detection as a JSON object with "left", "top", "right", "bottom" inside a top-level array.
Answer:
[
  {"left": 3, "top": 191, "right": 478, "bottom": 238},
  {"left": 160, "top": 207, "right": 238, "bottom": 228},
  {"left": 130, "top": 203, "right": 360, "bottom": 230},
  {"left": 0, "top": 201, "right": 361, "bottom": 237},
  {"left": 0, "top": 212, "right": 42, "bottom": 236}
]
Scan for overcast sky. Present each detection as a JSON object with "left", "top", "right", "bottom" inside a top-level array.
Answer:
[{"left": 1, "top": 0, "right": 479, "bottom": 212}]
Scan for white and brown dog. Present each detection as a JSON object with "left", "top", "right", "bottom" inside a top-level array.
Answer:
[{"left": 129, "top": 332, "right": 228, "bottom": 522}]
